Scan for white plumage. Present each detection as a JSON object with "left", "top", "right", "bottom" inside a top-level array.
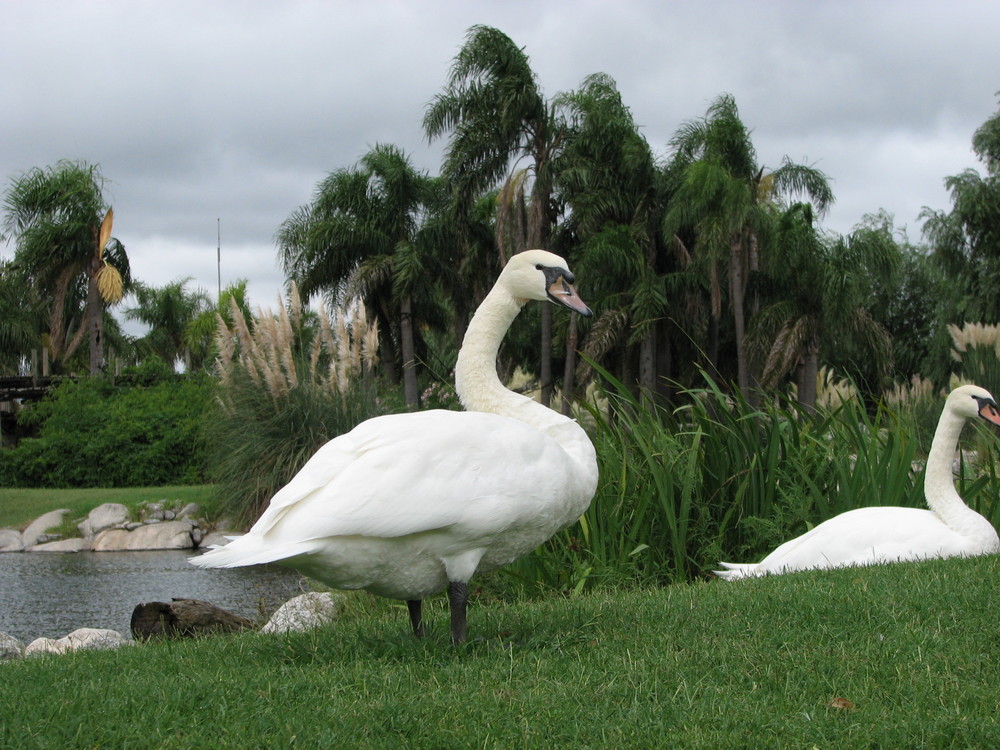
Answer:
[
  {"left": 716, "top": 384, "right": 1000, "bottom": 580},
  {"left": 191, "top": 250, "right": 598, "bottom": 642}
]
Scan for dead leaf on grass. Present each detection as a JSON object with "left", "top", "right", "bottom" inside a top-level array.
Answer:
[{"left": 827, "top": 697, "right": 856, "bottom": 710}]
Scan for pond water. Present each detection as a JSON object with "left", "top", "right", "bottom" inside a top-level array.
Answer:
[{"left": 0, "top": 549, "right": 307, "bottom": 643}]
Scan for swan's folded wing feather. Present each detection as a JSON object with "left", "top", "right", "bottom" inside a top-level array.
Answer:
[{"left": 249, "top": 409, "right": 572, "bottom": 542}]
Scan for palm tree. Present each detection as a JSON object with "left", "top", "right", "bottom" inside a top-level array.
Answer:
[
  {"left": 664, "top": 95, "right": 833, "bottom": 399},
  {"left": 276, "top": 144, "right": 449, "bottom": 408},
  {"left": 0, "top": 260, "right": 41, "bottom": 374},
  {"left": 1, "top": 161, "right": 130, "bottom": 374},
  {"left": 554, "top": 73, "right": 690, "bottom": 402},
  {"left": 747, "top": 204, "right": 898, "bottom": 411},
  {"left": 424, "top": 24, "right": 569, "bottom": 405},
  {"left": 125, "top": 278, "right": 213, "bottom": 371},
  {"left": 921, "top": 97, "right": 1000, "bottom": 323},
  {"left": 184, "top": 280, "right": 253, "bottom": 372}
]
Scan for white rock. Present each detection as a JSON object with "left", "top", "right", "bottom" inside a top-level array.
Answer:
[
  {"left": 92, "top": 521, "right": 197, "bottom": 551},
  {"left": 0, "top": 529, "right": 24, "bottom": 552},
  {"left": 21, "top": 509, "right": 70, "bottom": 548},
  {"left": 141, "top": 502, "right": 165, "bottom": 521},
  {"left": 77, "top": 503, "right": 130, "bottom": 538},
  {"left": 261, "top": 592, "right": 341, "bottom": 634},
  {"left": 25, "top": 637, "right": 68, "bottom": 657},
  {"left": 177, "top": 502, "right": 200, "bottom": 519},
  {"left": 24, "top": 628, "right": 129, "bottom": 657},
  {"left": 0, "top": 632, "right": 24, "bottom": 660},
  {"left": 60, "top": 628, "right": 129, "bottom": 651},
  {"left": 29, "top": 538, "right": 91, "bottom": 553}
]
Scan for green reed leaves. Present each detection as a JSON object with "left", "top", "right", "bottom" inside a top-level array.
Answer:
[{"left": 509, "top": 369, "right": 1000, "bottom": 593}]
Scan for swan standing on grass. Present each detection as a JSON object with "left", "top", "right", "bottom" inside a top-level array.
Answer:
[
  {"left": 715, "top": 384, "right": 1000, "bottom": 580},
  {"left": 191, "top": 250, "right": 598, "bottom": 643}
]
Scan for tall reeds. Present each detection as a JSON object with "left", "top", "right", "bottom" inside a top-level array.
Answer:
[
  {"left": 508, "top": 367, "right": 1000, "bottom": 593},
  {"left": 205, "top": 286, "right": 383, "bottom": 524}
]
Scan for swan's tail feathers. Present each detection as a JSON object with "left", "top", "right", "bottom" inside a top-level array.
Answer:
[
  {"left": 189, "top": 535, "right": 316, "bottom": 569},
  {"left": 713, "top": 561, "right": 759, "bottom": 581}
]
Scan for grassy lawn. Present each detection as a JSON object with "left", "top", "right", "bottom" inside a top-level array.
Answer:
[
  {"left": 0, "top": 485, "right": 219, "bottom": 530},
  {"left": 1, "top": 554, "right": 998, "bottom": 748}
]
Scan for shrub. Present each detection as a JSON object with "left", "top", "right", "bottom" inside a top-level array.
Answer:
[
  {"left": 205, "top": 286, "right": 387, "bottom": 526},
  {"left": 0, "top": 371, "right": 212, "bottom": 487}
]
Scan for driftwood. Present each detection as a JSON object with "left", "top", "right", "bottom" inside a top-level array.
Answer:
[{"left": 130, "top": 598, "right": 254, "bottom": 640}]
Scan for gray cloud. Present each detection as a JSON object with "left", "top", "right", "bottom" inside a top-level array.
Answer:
[{"left": 3, "top": 0, "right": 998, "bottom": 313}]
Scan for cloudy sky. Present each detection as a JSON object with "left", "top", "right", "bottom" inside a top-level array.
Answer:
[{"left": 3, "top": 0, "right": 999, "bottom": 316}]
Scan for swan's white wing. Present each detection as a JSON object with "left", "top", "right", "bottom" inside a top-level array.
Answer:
[
  {"left": 751, "top": 506, "right": 961, "bottom": 574},
  {"left": 247, "top": 409, "right": 577, "bottom": 544},
  {"left": 712, "top": 562, "right": 758, "bottom": 580}
]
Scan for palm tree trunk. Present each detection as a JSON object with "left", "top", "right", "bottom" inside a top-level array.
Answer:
[
  {"left": 46, "top": 267, "right": 77, "bottom": 371},
  {"left": 529, "top": 180, "right": 555, "bottom": 408},
  {"left": 399, "top": 293, "right": 419, "bottom": 409},
  {"left": 796, "top": 339, "right": 820, "bottom": 415},
  {"left": 639, "top": 328, "right": 656, "bottom": 405},
  {"left": 376, "top": 299, "right": 399, "bottom": 385},
  {"left": 655, "top": 319, "right": 674, "bottom": 403},
  {"left": 86, "top": 256, "right": 104, "bottom": 375},
  {"left": 560, "top": 314, "right": 578, "bottom": 417},
  {"left": 729, "top": 236, "right": 751, "bottom": 400},
  {"left": 539, "top": 304, "right": 553, "bottom": 406}
]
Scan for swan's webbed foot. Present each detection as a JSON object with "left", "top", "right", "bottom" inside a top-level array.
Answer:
[
  {"left": 448, "top": 580, "right": 469, "bottom": 645},
  {"left": 407, "top": 599, "right": 425, "bottom": 637}
]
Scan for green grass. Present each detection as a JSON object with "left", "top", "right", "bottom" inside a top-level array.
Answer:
[
  {"left": 2, "top": 555, "right": 999, "bottom": 749},
  {"left": 0, "top": 485, "right": 218, "bottom": 530}
]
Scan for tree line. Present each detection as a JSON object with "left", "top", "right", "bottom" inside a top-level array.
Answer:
[{"left": 2, "top": 25, "right": 999, "bottom": 413}]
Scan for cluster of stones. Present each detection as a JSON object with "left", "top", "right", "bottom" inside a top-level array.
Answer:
[
  {"left": 0, "top": 592, "right": 341, "bottom": 662},
  {"left": 0, "top": 501, "right": 233, "bottom": 553}
]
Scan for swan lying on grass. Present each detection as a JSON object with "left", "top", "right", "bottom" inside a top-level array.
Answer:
[
  {"left": 191, "top": 250, "right": 598, "bottom": 643},
  {"left": 716, "top": 384, "right": 1000, "bottom": 580}
]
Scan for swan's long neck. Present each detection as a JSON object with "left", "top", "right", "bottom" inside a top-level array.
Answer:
[
  {"left": 924, "top": 405, "right": 995, "bottom": 542},
  {"left": 454, "top": 284, "right": 593, "bottom": 467}
]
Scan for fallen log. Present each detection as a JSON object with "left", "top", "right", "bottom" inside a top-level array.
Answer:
[{"left": 130, "top": 598, "right": 253, "bottom": 640}]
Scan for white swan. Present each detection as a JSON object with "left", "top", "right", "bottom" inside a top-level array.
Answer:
[
  {"left": 715, "top": 384, "right": 1000, "bottom": 580},
  {"left": 191, "top": 250, "right": 598, "bottom": 642}
]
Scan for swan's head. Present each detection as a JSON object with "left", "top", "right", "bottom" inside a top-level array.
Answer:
[
  {"left": 947, "top": 384, "right": 1000, "bottom": 427},
  {"left": 501, "top": 250, "right": 592, "bottom": 316}
]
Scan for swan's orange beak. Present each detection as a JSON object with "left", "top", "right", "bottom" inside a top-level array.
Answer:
[
  {"left": 547, "top": 276, "right": 592, "bottom": 317},
  {"left": 978, "top": 399, "right": 1000, "bottom": 427}
]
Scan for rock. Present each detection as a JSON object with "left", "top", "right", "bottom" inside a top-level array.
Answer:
[
  {"left": 29, "top": 538, "right": 91, "bottom": 553},
  {"left": 21, "top": 509, "right": 70, "bottom": 548},
  {"left": 92, "top": 521, "right": 198, "bottom": 551},
  {"left": 177, "top": 503, "right": 200, "bottom": 520},
  {"left": 0, "top": 529, "right": 24, "bottom": 552},
  {"left": 77, "top": 503, "right": 130, "bottom": 538},
  {"left": 198, "top": 531, "right": 239, "bottom": 549},
  {"left": 131, "top": 598, "right": 254, "bottom": 640},
  {"left": 261, "top": 592, "right": 341, "bottom": 634},
  {"left": 25, "top": 637, "right": 67, "bottom": 657},
  {"left": 60, "top": 628, "right": 129, "bottom": 651},
  {"left": 0, "top": 632, "right": 24, "bottom": 660},
  {"left": 140, "top": 502, "right": 165, "bottom": 521},
  {"left": 25, "top": 628, "right": 128, "bottom": 657}
]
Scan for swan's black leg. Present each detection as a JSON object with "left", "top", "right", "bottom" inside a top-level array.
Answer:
[
  {"left": 407, "top": 599, "right": 424, "bottom": 637},
  {"left": 448, "top": 581, "right": 469, "bottom": 644}
]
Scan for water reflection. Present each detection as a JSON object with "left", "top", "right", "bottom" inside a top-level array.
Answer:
[{"left": 0, "top": 550, "right": 307, "bottom": 642}]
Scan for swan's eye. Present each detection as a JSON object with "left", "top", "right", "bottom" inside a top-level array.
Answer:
[{"left": 535, "top": 264, "right": 543, "bottom": 271}]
